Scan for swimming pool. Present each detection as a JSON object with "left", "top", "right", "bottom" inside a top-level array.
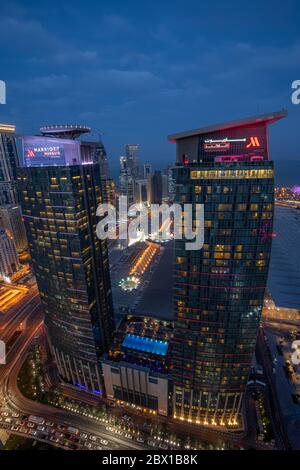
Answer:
[{"left": 122, "top": 334, "right": 168, "bottom": 356}]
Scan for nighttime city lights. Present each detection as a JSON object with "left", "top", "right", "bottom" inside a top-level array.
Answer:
[{"left": 0, "top": 0, "right": 300, "bottom": 466}]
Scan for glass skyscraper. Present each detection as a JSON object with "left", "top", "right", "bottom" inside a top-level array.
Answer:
[
  {"left": 17, "top": 126, "right": 115, "bottom": 395},
  {"left": 0, "top": 124, "right": 19, "bottom": 205},
  {"left": 168, "top": 111, "right": 287, "bottom": 428},
  {"left": 125, "top": 144, "right": 140, "bottom": 179}
]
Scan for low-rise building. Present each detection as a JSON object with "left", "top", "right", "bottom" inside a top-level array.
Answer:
[{"left": 102, "top": 316, "right": 173, "bottom": 416}]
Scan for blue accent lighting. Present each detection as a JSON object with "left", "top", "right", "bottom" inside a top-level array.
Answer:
[{"left": 122, "top": 334, "right": 168, "bottom": 356}]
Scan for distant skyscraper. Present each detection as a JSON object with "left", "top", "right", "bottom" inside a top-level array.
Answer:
[
  {"left": 18, "top": 125, "right": 115, "bottom": 394},
  {"left": 165, "top": 166, "right": 176, "bottom": 202},
  {"left": 0, "top": 227, "right": 20, "bottom": 281},
  {"left": 135, "top": 179, "right": 148, "bottom": 205},
  {"left": 168, "top": 111, "right": 287, "bottom": 428},
  {"left": 82, "top": 137, "right": 113, "bottom": 205},
  {"left": 147, "top": 171, "right": 163, "bottom": 205},
  {"left": 0, "top": 124, "right": 19, "bottom": 205},
  {"left": 125, "top": 144, "right": 140, "bottom": 178},
  {"left": 82, "top": 137, "right": 110, "bottom": 181},
  {"left": 103, "top": 178, "right": 116, "bottom": 206},
  {"left": 119, "top": 155, "right": 135, "bottom": 205},
  {"left": 0, "top": 204, "right": 28, "bottom": 253},
  {"left": 143, "top": 164, "right": 152, "bottom": 179}
]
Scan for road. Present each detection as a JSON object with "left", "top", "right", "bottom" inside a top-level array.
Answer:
[
  {"left": 0, "top": 284, "right": 277, "bottom": 451},
  {"left": 0, "top": 299, "right": 149, "bottom": 450}
]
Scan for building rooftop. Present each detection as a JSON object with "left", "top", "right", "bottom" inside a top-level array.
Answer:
[
  {"left": 107, "top": 315, "right": 173, "bottom": 374},
  {"left": 40, "top": 124, "right": 91, "bottom": 139},
  {"left": 122, "top": 334, "right": 168, "bottom": 356},
  {"left": 0, "top": 124, "right": 16, "bottom": 133},
  {"left": 168, "top": 110, "right": 287, "bottom": 141}
]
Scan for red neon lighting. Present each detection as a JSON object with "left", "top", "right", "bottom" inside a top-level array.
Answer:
[
  {"left": 27, "top": 149, "right": 35, "bottom": 157},
  {"left": 246, "top": 136, "right": 261, "bottom": 148},
  {"left": 182, "top": 155, "right": 189, "bottom": 165}
]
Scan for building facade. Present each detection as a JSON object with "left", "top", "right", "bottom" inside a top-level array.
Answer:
[
  {"left": 0, "top": 124, "right": 19, "bottom": 205},
  {"left": 134, "top": 179, "right": 148, "bottom": 205},
  {"left": 0, "top": 227, "right": 20, "bottom": 281},
  {"left": 102, "top": 178, "right": 116, "bottom": 206},
  {"left": 119, "top": 156, "right": 135, "bottom": 206},
  {"left": 18, "top": 127, "right": 115, "bottom": 395},
  {"left": 168, "top": 111, "right": 287, "bottom": 428},
  {"left": 101, "top": 316, "right": 172, "bottom": 417},
  {"left": 143, "top": 163, "right": 152, "bottom": 180},
  {"left": 102, "top": 360, "right": 169, "bottom": 416},
  {"left": 0, "top": 204, "right": 28, "bottom": 253},
  {"left": 147, "top": 171, "right": 163, "bottom": 205},
  {"left": 125, "top": 144, "right": 140, "bottom": 179}
]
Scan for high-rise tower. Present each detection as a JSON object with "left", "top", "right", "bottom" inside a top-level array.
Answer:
[
  {"left": 0, "top": 124, "right": 19, "bottom": 205},
  {"left": 18, "top": 125, "right": 115, "bottom": 395},
  {"left": 168, "top": 111, "right": 287, "bottom": 428},
  {"left": 125, "top": 144, "right": 140, "bottom": 179}
]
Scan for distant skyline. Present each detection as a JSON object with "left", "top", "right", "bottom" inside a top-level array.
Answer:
[{"left": 0, "top": 0, "right": 300, "bottom": 172}]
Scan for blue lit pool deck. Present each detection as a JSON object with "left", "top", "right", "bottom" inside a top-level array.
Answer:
[{"left": 122, "top": 334, "right": 168, "bottom": 356}]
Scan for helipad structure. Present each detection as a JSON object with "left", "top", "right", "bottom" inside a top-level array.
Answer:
[{"left": 40, "top": 124, "right": 91, "bottom": 139}]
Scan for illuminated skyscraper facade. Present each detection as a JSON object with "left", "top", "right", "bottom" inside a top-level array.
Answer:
[
  {"left": 0, "top": 124, "right": 19, "bottom": 205},
  {"left": 169, "top": 111, "right": 287, "bottom": 428},
  {"left": 125, "top": 144, "right": 140, "bottom": 179},
  {"left": 18, "top": 127, "right": 115, "bottom": 395},
  {"left": 0, "top": 204, "right": 28, "bottom": 253},
  {"left": 0, "top": 227, "right": 20, "bottom": 281}
]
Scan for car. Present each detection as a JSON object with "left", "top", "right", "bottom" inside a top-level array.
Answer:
[
  {"left": 5, "top": 418, "right": 12, "bottom": 423},
  {"left": 57, "top": 424, "right": 66, "bottom": 431},
  {"left": 84, "top": 442, "right": 92, "bottom": 449},
  {"left": 100, "top": 439, "right": 108, "bottom": 446},
  {"left": 159, "top": 443, "right": 168, "bottom": 450},
  {"left": 29, "top": 429, "right": 37, "bottom": 436},
  {"left": 19, "top": 427, "right": 28, "bottom": 433},
  {"left": 27, "top": 422, "right": 35, "bottom": 428},
  {"left": 125, "top": 433, "right": 133, "bottom": 440},
  {"left": 96, "top": 446, "right": 103, "bottom": 451},
  {"left": 89, "top": 435, "right": 97, "bottom": 442},
  {"left": 55, "top": 432, "right": 64, "bottom": 438},
  {"left": 116, "top": 430, "right": 123, "bottom": 435},
  {"left": 122, "top": 414, "right": 132, "bottom": 422},
  {"left": 12, "top": 412, "right": 19, "bottom": 418},
  {"left": 148, "top": 441, "right": 156, "bottom": 447},
  {"left": 50, "top": 436, "right": 59, "bottom": 443},
  {"left": 137, "top": 437, "right": 145, "bottom": 443},
  {"left": 80, "top": 432, "right": 88, "bottom": 439},
  {"left": 37, "top": 425, "right": 45, "bottom": 431},
  {"left": 1, "top": 412, "right": 9, "bottom": 417},
  {"left": 46, "top": 421, "right": 54, "bottom": 427},
  {"left": 10, "top": 425, "right": 19, "bottom": 432}
]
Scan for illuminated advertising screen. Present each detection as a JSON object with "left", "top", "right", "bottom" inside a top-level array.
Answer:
[
  {"left": 198, "top": 123, "right": 268, "bottom": 162},
  {"left": 22, "top": 136, "right": 81, "bottom": 167}
]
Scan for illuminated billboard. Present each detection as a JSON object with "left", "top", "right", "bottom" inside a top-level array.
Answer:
[
  {"left": 199, "top": 123, "right": 268, "bottom": 161},
  {"left": 22, "top": 136, "right": 81, "bottom": 167}
]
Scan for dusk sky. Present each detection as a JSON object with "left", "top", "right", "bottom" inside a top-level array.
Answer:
[{"left": 0, "top": 0, "right": 299, "bottom": 175}]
